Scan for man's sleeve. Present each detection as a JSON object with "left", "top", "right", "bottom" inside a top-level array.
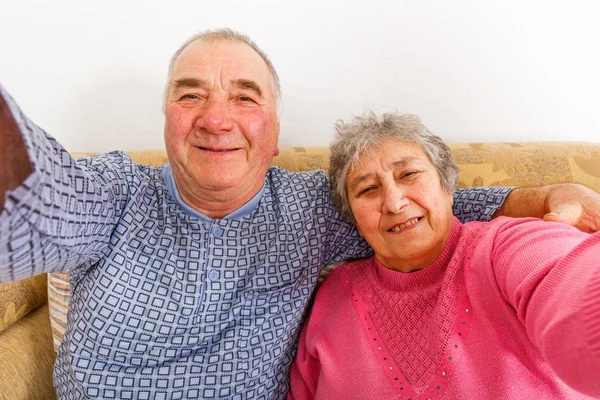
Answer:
[
  {"left": 318, "top": 173, "right": 373, "bottom": 266},
  {"left": 452, "top": 187, "right": 514, "bottom": 222},
  {"left": 0, "top": 85, "right": 126, "bottom": 282},
  {"left": 490, "top": 218, "right": 600, "bottom": 397}
]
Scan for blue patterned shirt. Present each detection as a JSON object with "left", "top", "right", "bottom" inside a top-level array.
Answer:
[{"left": 0, "top": 86, "right": 512, "bottom": 399}]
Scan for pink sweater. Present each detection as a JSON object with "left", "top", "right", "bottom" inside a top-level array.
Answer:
[{"left": 288, "top": 217, "right": 600, "bottom": 399}]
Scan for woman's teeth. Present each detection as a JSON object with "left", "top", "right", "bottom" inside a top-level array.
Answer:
[{"left": 390, "top": 218, "right": 419, "bottom": 232}]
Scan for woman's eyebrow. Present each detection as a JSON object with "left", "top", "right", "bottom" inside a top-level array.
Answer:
[
  {"left": 347, "top": 156, "right": 419, "bottom": 191},
  {"left": 347, "top": 172, "right": 376, "bottom": 192},
  {"left": 391, "top": 156, "right": 419, "bottom": 169}
]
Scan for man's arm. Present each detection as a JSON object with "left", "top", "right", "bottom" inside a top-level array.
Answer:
[
  {"left": 493, "top": 184, "right": 600, "bottom": 233},
  {"left": 0, "top": 86, "right": 126, "bottom": 282},
  {"left": 0, "top": 90, "right": 32, "bottom": 213}
]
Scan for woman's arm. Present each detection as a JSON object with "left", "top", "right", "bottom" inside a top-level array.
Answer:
[
  {"left": 287, "top": 319, "right": 321, "bottom": 400},
  {"left": 490, "top": 218, "right": 600, "bottom": 396}
]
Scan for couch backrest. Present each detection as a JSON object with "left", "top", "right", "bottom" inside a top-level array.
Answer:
[{"left": 71, "top": 141, "right": 600, "bottom": 192}]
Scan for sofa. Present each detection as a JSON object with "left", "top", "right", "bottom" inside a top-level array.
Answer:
[{"left": 2, "top": 141, "right": 600, "bottom": 399}]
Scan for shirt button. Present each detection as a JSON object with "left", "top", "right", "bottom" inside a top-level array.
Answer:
[
  {"left": 211, "top": 226, "right": 224, "bottom": 237},
  {"left": 208, "top": 270, "right": 219, "bottom": 281}
]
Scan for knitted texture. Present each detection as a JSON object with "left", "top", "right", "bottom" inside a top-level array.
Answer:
[
  {"left": 345, "top": 225, "right": 476, "bottom": 394},
  {"left": 288, "top": 217, "right": 600, "bottom": 399}
]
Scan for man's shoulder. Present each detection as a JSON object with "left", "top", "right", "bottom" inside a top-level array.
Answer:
[
  {"left": 267, "top": 166, "right": 328, "bottom": 179},
  {"left": 266, "top": 166, "right": 330, "bottom": 193},
  {"left": 76, "top": 150, "right": 164, "bottom": 180}
]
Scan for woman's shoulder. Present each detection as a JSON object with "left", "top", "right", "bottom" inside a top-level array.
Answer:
[
  {"left": 325, "top": 258, "right": 372, "bottom": 280},
  {"left": 316, "top": 258, "right": 374, "bottom": 299}
]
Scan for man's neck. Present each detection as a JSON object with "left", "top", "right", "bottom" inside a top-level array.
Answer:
[{"left": 165, "top": 165, "right": 265, "bottom": 220}]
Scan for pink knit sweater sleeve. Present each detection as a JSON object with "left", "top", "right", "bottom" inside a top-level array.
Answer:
[{"left": 488, "top": 217, "right": 600, "bottom": 397}]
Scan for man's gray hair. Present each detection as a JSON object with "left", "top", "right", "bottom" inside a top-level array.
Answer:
[
  {"left": 165, "top": 28, "right": 282, "bottom": 110},
  {"left": 329, "top": 111, "right": 460, "bottom": 222}
]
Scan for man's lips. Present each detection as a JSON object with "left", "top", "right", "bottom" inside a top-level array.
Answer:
[
  {"left": 388, "top": 217, "right": 422, "bottom": 232},
  {"left": 197, "top": 146, "right": 240, "bottom": 152}
]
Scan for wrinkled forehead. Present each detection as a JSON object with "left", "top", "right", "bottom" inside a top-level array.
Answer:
[
  {"left": 170, "top": 39, "right": 275, "bottom": 94},
  {"left": 355, "top": 140, "right": 425, "bottom": 165},
  {"left": 346, "top": 140, "right": 430, "bottom": 178}
]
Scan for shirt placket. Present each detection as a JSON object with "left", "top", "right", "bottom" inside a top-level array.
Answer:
[{"left": 195, "top": 221, "right": 225, "bottom": 325}]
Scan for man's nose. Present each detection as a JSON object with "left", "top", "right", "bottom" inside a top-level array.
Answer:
[
  {"left": 197, "top": 97, "right": 234, "bottom": 134},
  {"left": 382, "top": 186, "right": 409, "bottom": 214}
]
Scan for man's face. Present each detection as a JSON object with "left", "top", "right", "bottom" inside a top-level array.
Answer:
[{"left": 164, "top": 39, "right": 280, "bottom": 216}]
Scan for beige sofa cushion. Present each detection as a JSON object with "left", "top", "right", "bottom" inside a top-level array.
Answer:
[
  {"left": 0, "top": 304, "right": 57, "bottom": 400},
  {"left": 0, "top": 274, "right": 47, "bottom": 333}
]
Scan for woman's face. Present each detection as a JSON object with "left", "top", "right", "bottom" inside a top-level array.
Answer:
[{"left": 345, "top": 140, "right": 454, "bottom": 273}]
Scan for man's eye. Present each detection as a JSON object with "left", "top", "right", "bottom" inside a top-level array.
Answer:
[
  {"left": 401, "top": 171, "right": 420, "bottom": 179},
  {"left": 238, "top": 96, "right": 256, "bottom": 103},
  {"left": 181, "top": 94, "right": 199, "bottom": 100}
]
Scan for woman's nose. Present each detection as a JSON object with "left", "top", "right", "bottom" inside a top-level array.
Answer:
[{"left": 382, "top": 186, "right": 409, "bottom": 214}]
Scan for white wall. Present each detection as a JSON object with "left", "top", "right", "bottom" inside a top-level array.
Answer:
[{"left": 1, "top": 0, "right": 598, "bottom": 152}]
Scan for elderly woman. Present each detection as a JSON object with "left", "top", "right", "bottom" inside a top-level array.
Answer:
[{"left": 287, "top": 112, "right": 600, "bottom": 399}]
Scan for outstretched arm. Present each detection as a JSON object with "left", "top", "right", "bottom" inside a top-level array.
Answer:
[
  {"left": 0, "top": 90, "right": 32, "bottom": 213},
  {"left": 0, "top": 86, "right": 126, "bottom": 282},
  {"left": 493, "top": 184, "right": 600, "bottom": 233},
  {"left": 491, "top": 218, "right": 600, "bottom": 396}
]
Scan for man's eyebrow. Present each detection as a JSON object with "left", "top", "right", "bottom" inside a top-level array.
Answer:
[
  {"left": 231, "top": 79, "right": 263, "bottom": 98},
  {"left": 172, "top": 78, "right": 209, "bottom": 90}
]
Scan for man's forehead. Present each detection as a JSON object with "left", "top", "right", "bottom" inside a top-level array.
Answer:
[{"left": 172, "top": 39, "right": 271, "bottom": 81}]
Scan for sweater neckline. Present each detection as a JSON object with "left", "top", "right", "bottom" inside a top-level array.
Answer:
[
  {"left": 337, "top": 216, "right": 473, "bottom": 398},
  {"left": 373, "top": 217, "right": 463, "bottom": 291}
]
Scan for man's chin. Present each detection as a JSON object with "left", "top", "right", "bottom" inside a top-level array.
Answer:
[{"left": 195, "top": 173, "right": 253, "bottom": 193}]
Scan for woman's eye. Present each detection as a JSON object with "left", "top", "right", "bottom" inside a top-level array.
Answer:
[{"left": 359, "top": 186, "right": 376, "bottom": 195}]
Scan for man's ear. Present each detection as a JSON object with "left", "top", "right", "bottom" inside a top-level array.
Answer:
[{"left": 273, "top": 121, "right": 281, "bottom": 156}]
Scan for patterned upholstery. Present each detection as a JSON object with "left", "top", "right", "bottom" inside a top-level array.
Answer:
[
  {"left": 450, "top": 142, "right": 600, "bottom": 190},
  {"left": 0, "top": 273, "right": 47, "bottom": 332}
]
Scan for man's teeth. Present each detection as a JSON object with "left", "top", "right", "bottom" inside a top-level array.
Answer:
[{"left": 390, "top": 218, "right": 419, "bottom": 232}]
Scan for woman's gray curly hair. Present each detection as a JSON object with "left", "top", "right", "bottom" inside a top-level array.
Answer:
[{"left": 329, "top": 111, "right": 459, "bottom": 222}]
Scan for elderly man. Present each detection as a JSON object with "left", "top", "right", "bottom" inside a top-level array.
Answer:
[{"left": 1, "top": 29, "right": 599, "bottom": 399}]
